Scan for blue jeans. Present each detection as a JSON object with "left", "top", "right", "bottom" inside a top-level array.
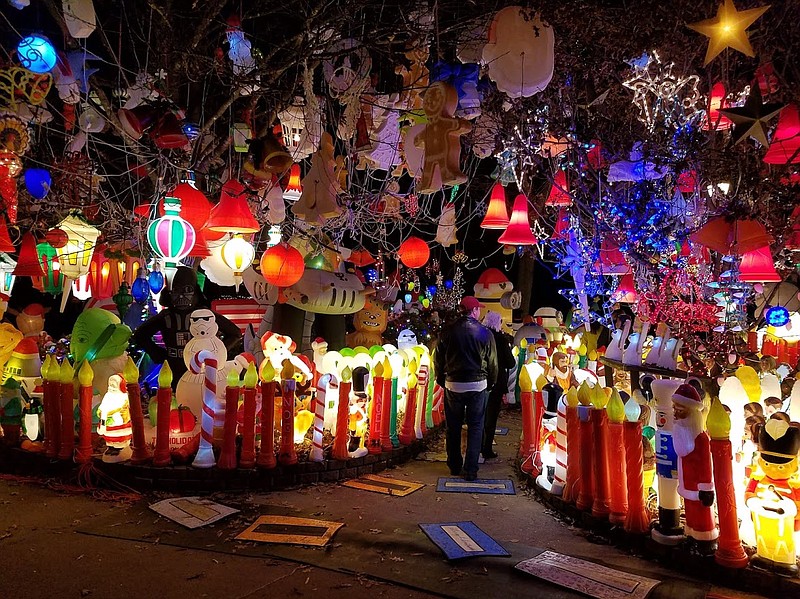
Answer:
[{"left": 444, "top": 389, "right": 488, "bottom": 477}]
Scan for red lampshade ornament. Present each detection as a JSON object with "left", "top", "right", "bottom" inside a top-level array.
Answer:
[
  {"left": 118, "top": 105, "right": 158, "bottom": 140},
  {"left": 610, "top": 273, "right": 637, "bottom": 304},
  {"left": 703, "top": 82, "right": 733, "bottom": 131},
  {"left": 0, "top": 217, "right": 15, "bottom": 252},
  {"left": 739, "top": 246, "right": 781, "bottom": 283},
  {"left": 398, "top": 236, "right": 431, "bottom": 269},
  {"left": 593, "top": 236, "right": 631, "bottom": 275},
  {"left": 260, "top": 243, "right": 305, "bottom": 287},
  {"left": 785, "top": 206, "right": 800, "bottom": 250},
  {"left": 150, "top": 113, "right": 189, "bottom": 149},
  {"left": 347, "top": 248, "right": 375, "bottom": 267},
  {"left": 545, "top": 170, "right": 572, "bottom": 207},
  {"left": 498, "top": 194, "right": 537, "bottom": 246},
  {"left": 763, "top": 104, "right": 800, "bottom": 165},
  {"left": 206, "top": 179, "right": 260, "bottom": 234},
  {"left": 480, "top": 182, "right": 510, "bottom": 229},
  {"left": 551, "top": 208, "right": 571, "bottom": 240},
  {"left": 13, "top": 232, "right": 44, "bottom": 277},
  {"left": 691, "top": 217, "right": 773, "bottom": 256}
]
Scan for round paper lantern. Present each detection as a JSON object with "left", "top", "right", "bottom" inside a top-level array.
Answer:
[
  {"left": 147, "top": 196, "right": 196, "bottom": 268},
  {"left": 398, "top": 236, "right": 430, "bottom": 269},
  {"left": 24, "top": 168, "right": 51, "bottom": 199},
  {"left": 221, "top": 235, "right": 255, "bottom": 290},
  {"left": 45, "top": 228, "right": 68, "bottom": 249},
  {"left": 17, "top": 35, "right": 57, "bottom": 74},
  {"left": 260, "top": 244, "right": 305, "bottom": 287}
]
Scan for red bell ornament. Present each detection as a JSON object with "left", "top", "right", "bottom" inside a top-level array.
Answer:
[
  {"left": 13, "top": 232, "right": 44, "bottom": 277},
  {"left": 480, "top": 182, "right": 510, "bottom": 229},
  {"left": 498, "top": 194, "right": 537, "bottom": 246}
]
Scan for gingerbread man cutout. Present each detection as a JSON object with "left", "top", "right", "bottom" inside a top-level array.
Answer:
[{"left": 414, "top": 81, "right": 471, "bottom": 194}]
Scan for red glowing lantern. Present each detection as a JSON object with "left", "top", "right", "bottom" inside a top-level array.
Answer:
[
  {"left": 763, "top": 104, "right": 800, "bottom": 165},
  {"left": 676, "top": 170, "right": 697, "bottom": 193},
  {"left": 691, "top": 217, "right": 773, "bottom": 256},
  {"left": 164, "top": 179, "right": 212, "bottom": 229},
  {"left": 545, "top": 170, "right": 572, "bottom": 207},
  {"left": 551, "top": 208, "right": 571, "bottom": 240},
  {"left": 89, "top": 244, "right": 125, "bottom": 300},
  {"left": 397, "top": 236, "right": 430, "bottom": 269},
  {"left": 260, "top": 243, "right": 305, "bottom": 287},
  {"left": 739, "top": 246, "right": 781, "bottom": 283},
  {"left": 498, "top": 194, "right": 537, "bottom": 246},
  {"left": 480, "top": 182, "right": 510, "bottom": 229},
  {"left": 206, "top": 179, "right": 260, "bottom": 233}
]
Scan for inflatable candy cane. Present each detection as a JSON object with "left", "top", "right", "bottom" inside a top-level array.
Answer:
[
  {"left": 190, "top": 350, "right": 218, "bottom": 468},
  {"left": 415, "top": 366, "right": 429, "bottom": 440},
  {"left": 311, "top": 374, "right": 335, "bottom": 462},
  {"left": 550, "top": 395, "right": 568, "bottom": 495}
]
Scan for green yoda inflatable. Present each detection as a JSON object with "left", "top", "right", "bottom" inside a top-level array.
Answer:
[{"left": 72, "top": 308, "right": 132, "bottom": 397}]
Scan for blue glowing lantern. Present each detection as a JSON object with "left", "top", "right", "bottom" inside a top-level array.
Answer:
[
  {"left": 17, "top": 35, "right": 58, "bottom": 74},
  {"left": 24, "top": 169, "right": 52, "bottom": 199},
  {"left": 404, "top": 293, "right": 413, "bottom": 304},
  {"left": 765, "top": 306, "right": 791, "bottom": 328},
  {"left": 444, "top": 279, "right": 453, "bottom": 290}
]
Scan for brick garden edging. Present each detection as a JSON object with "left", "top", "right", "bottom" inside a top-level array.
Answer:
[
  {"left": 0, "top": 432, "right": 439, "bottom": 494},
  {"left": 517, "top": 466, "right": 800, "bottom": 599}
]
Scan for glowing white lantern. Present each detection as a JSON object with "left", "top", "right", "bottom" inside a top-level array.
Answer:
[
  {"left": 56, "top": 212, "right": 100, "bottom": 312},
  {"left": 220, "top": 235, "right": 255, "bottom": 291}
]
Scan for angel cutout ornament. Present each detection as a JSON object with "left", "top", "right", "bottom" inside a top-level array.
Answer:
[
  {"left": 604, "top": 318, "right": 631, "bottom": 362},
  {"left": 414, "top": 82, "right": 471, "bottom": 194},
  {"left": 292, "top": 132, "right": 342, "bottom": 226},
  {"left": 622, "top": 321, "right": 650, "bottom": 366},
  {"left": 644, "top": 323, "right": 671, "bottom": 366},
  {"left": 435, "top": 202, "right": 458, "bottom": 247}
]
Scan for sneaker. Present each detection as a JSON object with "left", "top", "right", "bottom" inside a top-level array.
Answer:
[
  {"left": 463, "top": 472, "right": 477, "bottom": 482},
  {"left": 449, "top": 468, "right": 462, "bottom": 476},
  {"left": 482, "top": 450, "right": 498, "bottom": 459}
]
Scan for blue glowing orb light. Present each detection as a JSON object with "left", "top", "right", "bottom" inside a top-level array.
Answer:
[
  {"left": 17, "top": 35, "right": 58, "bottom": 74},
  {"left": 148, "top": 269, "right": 165, "bottom": 293},
  {"left": 131, "top": 275, "right": 150, "bottom": 303},
  {"left": 765, "top": 305, "right": 791, "bottom": 328},
  {"left": 23, "top": 168, "right": 52, "bottom": 199}
]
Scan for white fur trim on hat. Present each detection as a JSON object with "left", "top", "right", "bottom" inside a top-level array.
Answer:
[{"left": 672, "top": 383, "right": 702, "bottom": 410}]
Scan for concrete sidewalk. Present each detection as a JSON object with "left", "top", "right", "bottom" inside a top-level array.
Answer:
[{"left": 0, "top": 409, "right": 770, "bottom": 599}]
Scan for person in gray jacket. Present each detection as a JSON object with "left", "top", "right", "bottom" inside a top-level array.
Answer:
[{"left": 434, "top": 296, "right": 498, "bottom": 481}]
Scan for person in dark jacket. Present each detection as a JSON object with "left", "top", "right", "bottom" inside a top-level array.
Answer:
[
  {"left": 481, "top": 311, "right": 515, "bottom": 459},
  {"left": 434, "top": 296, "right": 498, "bottom": 481}
]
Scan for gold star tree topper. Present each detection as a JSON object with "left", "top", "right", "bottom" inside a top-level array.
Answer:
[{"left": 687, "top": 0, "right": 770, "bottom": 66}]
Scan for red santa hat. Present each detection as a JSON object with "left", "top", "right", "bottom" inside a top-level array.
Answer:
[{"left": 672, "top": 383, "right": 702, "bottom": 410}]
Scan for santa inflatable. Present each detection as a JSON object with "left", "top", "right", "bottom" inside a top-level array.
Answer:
[{"left": 672, "top": 383, "right": 718, "bottom": 551}]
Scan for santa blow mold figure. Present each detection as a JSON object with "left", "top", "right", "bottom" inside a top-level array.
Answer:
[
  {"left": 672, "top": 383, "right": 719, "bottom": 552},
  {"left": 97, "top": 374, "right": 133, "bottom": 463}
]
